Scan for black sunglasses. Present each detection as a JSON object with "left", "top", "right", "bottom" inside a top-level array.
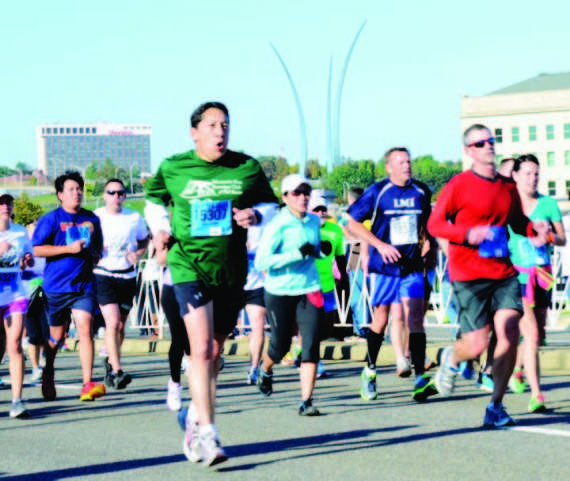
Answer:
[
  {"left": 290, "top": 188, "right": 312, "bottom": 197},
  {"left": 312, "top": 206, "right": 327, "bottom": 213},
  {"left": 467, "top": 137, "right": 495, "bottom": 148},
  {"left": 107, "top": 190, "right": 126, "bottom": 197}
]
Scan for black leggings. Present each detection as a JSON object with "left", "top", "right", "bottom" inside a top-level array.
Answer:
[
  {"left": 265, "top": 292, "right": 324, "bottom": 364},
  {"left": 161, "top": 284, "right": 190, "bottom": 384}
]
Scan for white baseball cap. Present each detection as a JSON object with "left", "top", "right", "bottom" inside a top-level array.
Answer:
[
  {"left": 308, "top": 194, "right": 327, "bottom": 211},
  {"left": 281, "top": 174, "right": 310, "bottom": 195}
]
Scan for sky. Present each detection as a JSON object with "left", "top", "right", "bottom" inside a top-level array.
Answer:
[{"left": 2, "top": 0, "right": 570, "bottom": 171}]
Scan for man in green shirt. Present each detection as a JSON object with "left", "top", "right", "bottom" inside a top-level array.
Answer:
[{"left": 144, "top": 101, "right": 277, "bottom": 467}]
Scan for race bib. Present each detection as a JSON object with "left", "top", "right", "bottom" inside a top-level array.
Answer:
[
  {"left": 191, "top": 200, "right": 232, "bottom": 237},
  {"left": 390, "top": 215, "right": 418, "bottom": 246},
  {"left": 479, "top": 226, "right": 508, "bottom": 258},
  {"left": 66, "top": 225, "right": 91, "bottom": 247},
  {"left": 0, "top": 272, "right": 17, "bottom": 283}
]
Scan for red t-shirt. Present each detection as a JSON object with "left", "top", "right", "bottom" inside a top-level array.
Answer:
[{"left": 427, "top": 170, "right": 533, "bottom": 282}]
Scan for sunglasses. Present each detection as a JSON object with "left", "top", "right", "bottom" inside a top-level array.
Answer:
[
  {"left": 290, "top": 189, "right": 312, "bottom": 197},
  {"left": 107, "top": 190, "right": 126, "bottom": 197},
  {"left": 467, "top": 137, "right": 495, "bottom": 148},
  {"left": 312, "top": 206, "right": 327, "bottom": 213}
]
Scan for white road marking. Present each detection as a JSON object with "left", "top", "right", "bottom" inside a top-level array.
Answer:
[{"left": 508, "top": 426, "right": 570, "bottom": 438}]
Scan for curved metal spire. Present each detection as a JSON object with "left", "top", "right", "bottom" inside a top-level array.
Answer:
[
  {"left": 333, "top": 21, "right": 367, "bottom": 167},
  {"left": 269, "top": 43, "right": 308, "bottom": 176}
]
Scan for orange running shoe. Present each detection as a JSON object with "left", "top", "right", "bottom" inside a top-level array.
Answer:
[{"left": 80, "top": 381, "right": 106, "bottom": 402}]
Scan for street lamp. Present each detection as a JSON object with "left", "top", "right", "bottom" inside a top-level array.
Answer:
[{"left": 128, "top": 164, "right": 137, "bottom": 194}]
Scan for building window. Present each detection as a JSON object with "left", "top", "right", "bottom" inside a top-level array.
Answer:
[
  {"left": 92, "top": 128, "right": 97, "bottom": 134},
  {"left": 496, "top": 154, "right": 504, "bottom": 164},
  {"left": 66, "top": 128, "right": 70, "bottom": 134},
  {"left": 79, "top": 128, "right": 84, "bottom": 134},
  {"left": 547, "top": 152, "right": 555, "bottom": 167},
  {"left": 548, "top": 181, "right": 556, "bottom": 197},
  {"left": 565, "top": 123, "right": 570, "bottom": 139},
  {"left": 511, "top": 127, "right": 520, "bottom": 142},
  {"left": 73, "top": 128, "right": 77, "bottom": 134},
  {"left": 546, "top": 124, "right": 554, "bottom": 140},
  {"left": 566, "top": 181, "right": 570, "bottom": 198},
  {"left": 528, "top": 126, "right": 536, "bottom": 141},
  {"left": 565, "top": 151, "right": 570, "bottom": 166},
  {"left": 495, "top": 128, "right": 503, "bottom": 143}
]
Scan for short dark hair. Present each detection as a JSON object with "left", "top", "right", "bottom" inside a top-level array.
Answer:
[
  {"left": 513, "top": 154, "right": 540, "bottom": 172},
  {"left": 55, "top": 171, "right": 84, "bottom": 193},
  {"left": 349, "top": 186, "right": 364, "bottom": 198},
  {"left": 463, "top": 124, "right": 491, "bottom": 146},
  {"left": 384, "top": 147, "right": 410, "bottom": 163},
  {"left": 190, "top": 102, "right": 229, "bottom": 128},
  {"left": 500, "top": 157, "right": 515, "bottom": 166},
  {"left": 104, "top": 178, "right": 126, "bottom": 190}
]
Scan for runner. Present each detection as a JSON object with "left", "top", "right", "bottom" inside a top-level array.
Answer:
[
  {"left": 94, "top": 178, "right": 149, "bottom": 390},
  {"left": 243, "top": 203, "right": 278, "bottom": 385},
  {"left": 310, "top": 194, "right": 348, "bottom": 377},
  {"left": 32, "top": 171, "right": 106, "bottom": 402},
  {"left": 347, "top": 147, "right": 438, "bottom": 402},
  {"left": 0, "top": 193, "right": 34, "bottom": 418},
  {"left": 255, "top": 174, "right": 324, "bottom": 416},
  {"left": 507, "top": 154, "right": 565, "bottom": 412},
  {"left": 144, "top": 101, "right": 277, "bottom": 466},
  {"left": 428, "top": 125, "right": 549, "bottom": 427}
]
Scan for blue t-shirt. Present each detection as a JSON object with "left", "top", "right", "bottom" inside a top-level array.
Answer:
[
  {"left": 348, "top": 178, "right": 431, "bottom": 276},
  {"left": 32, "top": 207, "right": 103, "bottom": 294}
]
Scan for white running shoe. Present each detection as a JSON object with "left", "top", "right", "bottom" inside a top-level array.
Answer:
[
  {"left": 166, "top": 379, "right": 183, "bottom": 411},
  {"left": 396, "top": 357, "right": 412, "bottom": 378},
  {"left": 200, "top": 430, "right": 228, "bottom": 467},
  {"left": 182, "top": 403, "right": 201, "bottom": 463}
]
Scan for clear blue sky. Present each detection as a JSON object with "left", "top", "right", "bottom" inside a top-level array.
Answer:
[{"left": 2, "top": 0, "right": 569, "bottom": 171}]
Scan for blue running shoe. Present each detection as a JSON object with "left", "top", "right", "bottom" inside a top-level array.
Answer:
[
  {"left": 412, "top": 374, "right": 438, "bottom": 402},
  {"left": 476, "top": 372, "right": 494, "bottom": 392},
  {"left": 483, "top": 402, "right": 515, "bottom": 428},
  {"left": 360, "top": 366, "right": 377, "bottom": 401}
]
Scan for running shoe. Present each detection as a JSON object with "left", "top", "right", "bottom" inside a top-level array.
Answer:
[
  {"left": 434, "top": 346, "right": 458, "bottom": 397},
  {"left": 360, "top": 366, "right": 378, "bottom": 401},
  {"left": 476, "top": 372, "right": 495, "bottom": 392},
  {"left": 396, "top": 357, "right": 412, "bottom": 378},
  {"left": 258, "top": 370, "right": 273, "bottom": 397},
  {"left": 528, "top": 394, "right": 547, "bottom": 413},
  {"left": 281, "top": 352, "right": 295, "bottom": 366},
  {"left": 298, "top": 399, "right": 321, "bottom": 416},
  {"left": 115, "top": 370, "right": 132, "bottom": 390},
  {"left": 30, "top": 367, "right": 43, "bottom": 383},
  {"left": 459, "top": 361, "right": 474, "bottom": 380},
  {"left": 167, "top": 379, "right": 183, "bottom": 411},
  {"left": 424, "top": 356, "right": 437, "bottom": 371},
  {"left": 79, "top": 381, "right": 106, "bottom": 402},
  {"left": 41, "top": 363, "right": 56, "bottom": 401},
  {"left": 412, "top": 374, "right": 438, "bottom": 402},
  {"left": 182, "top": 403, "right": 201, "bottom": 463},
  {"left": 483, "top": 402, "right": 516, "bottom": 428},
  {"left": 104, "top": 357, "right": 115, "bottom": 388},
  {"left": 10, "top": 399, "right": 30, "bottom": 419},
  {"left": 509, "top": 368, "right": 527, "bottom": 394},
  {"left": 0, "top": 377, "right": 5, "bottom": 387},
  {"left": 316, "top": 361, "right": 327, "bottom": 378},
  {"left": 247, "top": 366, "right": 259, "bottom": 385},
  {"left": 199, "top": 430, "right": 228, "bottom": 467},
  {"left": 177, "top": 405, "right": 188, "bottom": 431}
]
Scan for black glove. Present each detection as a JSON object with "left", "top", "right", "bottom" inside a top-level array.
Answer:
[
  {"left": 299, "top": 242, "right": 316, "bottom": 258},
  {"left": 320, "top": 240, "right": 332, "bottom": 257}
]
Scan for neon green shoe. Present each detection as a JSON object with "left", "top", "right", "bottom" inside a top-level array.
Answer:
[
  {"left": 528, "top": 394, "right": 546, "bottom": 413},
  {"left": 509, "top": 368, "right": 527, "bottom": 394},
  {"left": 360, "top": 366, "right": 378, "bottom": 401}
]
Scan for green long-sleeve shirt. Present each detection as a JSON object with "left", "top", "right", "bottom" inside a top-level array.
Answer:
[{"left": 145, "top": 149, "right": 277, "bottom": 288}]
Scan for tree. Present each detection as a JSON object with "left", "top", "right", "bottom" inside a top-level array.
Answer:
[
  {"left": 13, "top": 193, "right": 44, "bottom": 226},
  {"left": 322, "top": 160, "right": 377, "bottom": 200},
  {"left": 15, "top": 162, "right": 32, "bottom": 175},
  {"left": 85, "top": 162, "right": 99, "bottom": 180},
  {"left": 305, "top": 159, "right": 323, "bottom": 179}
]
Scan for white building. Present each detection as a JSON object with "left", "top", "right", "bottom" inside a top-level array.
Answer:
[{"left": 461, "top": 72, "right": 570, "bottom": 200}]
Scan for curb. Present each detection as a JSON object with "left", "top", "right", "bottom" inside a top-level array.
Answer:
[{"left": 80, "top": 338, "right": 570, "bottom": 372}]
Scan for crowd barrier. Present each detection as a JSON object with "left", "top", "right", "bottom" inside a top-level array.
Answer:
[{"left": 129, "top": 244, "right": 569, "bottom": 339}]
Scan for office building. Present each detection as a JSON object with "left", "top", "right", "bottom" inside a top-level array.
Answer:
[
  {"left": 36, "top": 122, "right": 151, "bottom": 178},
  {"left": 460, "top": 72, "right": 570, "bottom": 198}
]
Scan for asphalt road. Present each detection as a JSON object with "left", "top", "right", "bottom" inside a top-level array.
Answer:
[{"left": 1, "top": 353, "right": 569, "bottom": 481}]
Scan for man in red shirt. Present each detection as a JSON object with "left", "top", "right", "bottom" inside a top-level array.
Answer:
[{"left": 427, "top": 124, "right": 549, "bottom": 427}]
